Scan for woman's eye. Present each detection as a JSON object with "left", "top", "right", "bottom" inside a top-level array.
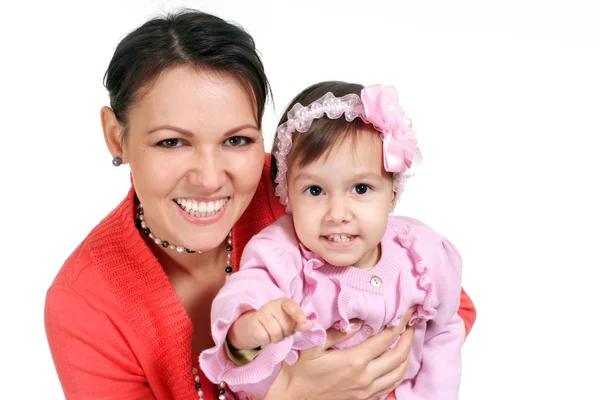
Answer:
[
  {"left": 352, "top": 184, "right": 371, "bottom": 195},
  {"left": 224, "top": 136, "right": 252, "bottom": 147},
  {"left": 303, "top": 186, "right": 324, "bottom": 196},
  {"left": 157, "top": 138, "right": 184, "bottom": 148}
]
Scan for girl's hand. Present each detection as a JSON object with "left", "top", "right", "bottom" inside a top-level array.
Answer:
[{"left": 228, "top": 298, "right": 312, "bottom": 350}]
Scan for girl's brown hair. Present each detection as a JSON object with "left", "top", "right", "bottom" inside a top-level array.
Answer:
[{"left": 270, "top": 81, "right": 380, "bottom": 188}]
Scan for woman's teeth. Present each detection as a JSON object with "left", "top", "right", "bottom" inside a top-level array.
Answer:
[
  {"left": 175, "top": 198, "right": 228, "bottom": 217},
  {"left": 327, "top": 234, "right": 355, "bottom": 243}
]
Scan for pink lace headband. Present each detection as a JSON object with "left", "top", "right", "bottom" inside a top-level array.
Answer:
[{"left": 273, "top": 84, "right": 422, "bottom": 208}]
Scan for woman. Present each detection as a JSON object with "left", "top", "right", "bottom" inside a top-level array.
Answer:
[{"left": 44, "top": 9, "right": 476, "bottom": 400}]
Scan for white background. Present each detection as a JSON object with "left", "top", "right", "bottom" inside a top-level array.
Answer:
[{"left": 1, "top": 0, "right": 599, "bottom": 398}]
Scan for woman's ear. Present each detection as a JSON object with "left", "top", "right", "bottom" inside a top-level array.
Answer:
[{"left": 101, "top": 106, "right": 127, "bottom": 163}]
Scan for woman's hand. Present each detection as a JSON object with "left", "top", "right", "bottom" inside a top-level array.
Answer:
[{"left": 264, "top": 308, "right": 416, "bottom": 400}]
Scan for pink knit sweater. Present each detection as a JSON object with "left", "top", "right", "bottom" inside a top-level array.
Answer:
[{"left": 200, "top": 214, "right": 464, "bottom": 399}]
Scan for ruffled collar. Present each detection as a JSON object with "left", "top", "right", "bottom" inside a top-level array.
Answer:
[{"left": 297, "top": 226, "right": 402, "bottom": 286}]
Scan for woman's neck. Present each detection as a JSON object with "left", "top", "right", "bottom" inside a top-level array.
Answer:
[{"left": 143, "top": 234, "right": 227, "bottom": 276}]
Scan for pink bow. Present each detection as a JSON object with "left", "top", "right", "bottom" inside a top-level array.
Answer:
[{"left": 361, "top": 85, "right": 422, "bottom": 172}]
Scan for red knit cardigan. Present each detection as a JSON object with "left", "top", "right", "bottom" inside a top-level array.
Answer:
[{"left": 45, "top": 154, "right": 476, "bottom": 399}]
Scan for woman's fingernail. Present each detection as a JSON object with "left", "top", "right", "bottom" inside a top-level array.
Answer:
[{"left": 349, "top": 319, "right": 363, "bottom": 331}]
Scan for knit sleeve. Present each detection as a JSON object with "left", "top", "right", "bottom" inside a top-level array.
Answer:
[
  {"left": 200, "top": 219, "right": 317, "bottom": 399},
  {"left": 394, "top": 237, "right": 464, "bottom": 400},
  {"left": 44, "top": 285, "right": 154, "bottom": 400}
]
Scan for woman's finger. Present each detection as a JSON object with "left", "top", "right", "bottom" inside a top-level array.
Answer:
[
  {"left": 368, "top": 357, "right": 410, "bottom": 399},
  {"left": 363, "top": 324, "right": 415, "bottom": 398},
  {"left": 324, "top": 319, "right": 363, "bottom": 349},
  {"left": 301, "top": 319, "right": 363, "bottom": 358},
  {"left": 350, "top": 308, "right": 415, "bottom": 362},
  {"left": 365, "top": 324, "right": 415, "bottom": 380},
  {"left": 393, "top": 323, "right": 415, "bottom": 357},
  {"left": 397, "top": 306, "right": 416, "bottom": 327},
  {"left": 346, "top": 322, "right": 403, "bottom": 364}
]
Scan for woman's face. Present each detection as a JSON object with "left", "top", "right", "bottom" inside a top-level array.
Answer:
[{"left": 117, "top": 66, "right": 264, "bottom": 252}]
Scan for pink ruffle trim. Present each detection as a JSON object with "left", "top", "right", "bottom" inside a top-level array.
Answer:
[{"left": 395, "top": 227, "right": 438, "bottom": 325}]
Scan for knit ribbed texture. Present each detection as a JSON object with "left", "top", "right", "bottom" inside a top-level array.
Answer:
[
  {"left": 48, "top": 155, "right": 285, "bottom": 399},
  {"left": 201, "top": 214, "right": 465, "bottom": 399},
  {"left": 88, "top": 185, "right": 196, "bottom": 399},
  {"left": 46, "top": 154, "right": 475, "bottom": 399}
]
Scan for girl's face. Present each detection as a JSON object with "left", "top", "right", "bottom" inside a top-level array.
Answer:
[
  {"left": 287, "top": 129, "right": 395, "bottom": 269},
  {"left": 107, "top": 66, "right": 265, "bottom": 252}
]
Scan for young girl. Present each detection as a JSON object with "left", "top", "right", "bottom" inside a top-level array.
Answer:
[{"left": 200, "top": 81, "right": 464, "bottom": 399}]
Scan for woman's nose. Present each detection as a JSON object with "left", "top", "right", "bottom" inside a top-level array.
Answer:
[{"left": 187, "top": 149, "right": 225, "bottom": 192}]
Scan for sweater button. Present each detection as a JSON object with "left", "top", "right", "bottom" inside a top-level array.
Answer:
[{"left": 370, "top": 275, "right": 383, "bottom": 288}]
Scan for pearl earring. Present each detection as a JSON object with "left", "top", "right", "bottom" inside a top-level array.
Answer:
[{"left": 112, "top": 156, "right": 122, "bottom": 167}]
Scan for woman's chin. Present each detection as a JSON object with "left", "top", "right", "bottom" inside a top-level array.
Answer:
[{"left": 176, "top": 227, "right": 232, "bottom": 253}]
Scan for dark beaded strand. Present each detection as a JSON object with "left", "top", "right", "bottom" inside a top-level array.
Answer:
[
  {"left": 135, "top": 204, "right": 233, "bottom": 275},
  {"left": 137, "top": 204, "right": 233, "bottom": 398},
  {"left": 192, "top": 359, "right": 230, "bottom": 399}
]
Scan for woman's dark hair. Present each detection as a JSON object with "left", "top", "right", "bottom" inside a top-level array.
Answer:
[
  {"left": 270, "top": 80, "right": 377, "bottom": 187},
  {"left": 104, "top": 9, "right": 271, "bottom": 133}
]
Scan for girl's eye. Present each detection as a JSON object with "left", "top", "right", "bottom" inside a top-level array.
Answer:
[
  {"left": 303, "top": 186, "right": 324, "bottom": 196},
  {"left": 157, "top": 138, "right": 184, "bottom": 148},
  {"left": 224, "top": 136, "right": 252, "bottom": 147},
  {"left": 352, "top": 184, "right": 371, "bottom": 195}
]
